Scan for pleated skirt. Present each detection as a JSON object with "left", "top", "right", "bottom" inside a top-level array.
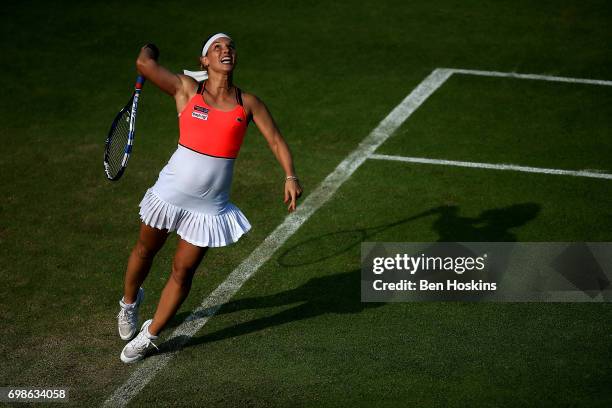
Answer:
[{"left": 138, "top": 145, "right": 251, "bottom": 248}]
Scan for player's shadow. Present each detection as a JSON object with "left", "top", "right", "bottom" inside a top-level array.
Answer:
[
  {"left": 429, "top": 202, "right": 540, "bottom": 242},
  {"left": 275, "top": 202, "right": 541, "bottom": 268},
  {"left": 158, "top": 267, "right": 382, "bottom": 354},
  {"left": 276, "top": 216, "right": 420, "bottom": 268},
  {"left": 159, "top": 202, "right": 540, "bottom": 352}
]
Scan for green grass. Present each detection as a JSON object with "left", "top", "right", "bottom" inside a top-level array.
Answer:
[
  {"left": 0, "top": 0, "right": 611, "bottom": 406},
  {"left": 379, "top": 75, "right": 612, "bottom": 172}
]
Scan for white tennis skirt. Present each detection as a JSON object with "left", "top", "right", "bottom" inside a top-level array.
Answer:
[{"left": 138, "top": 145, "right": 251, "bottom": 248}]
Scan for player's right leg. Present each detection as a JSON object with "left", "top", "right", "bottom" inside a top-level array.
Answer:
[
  {"left": 118, "top": 223, "right": 169, "bottom": 340},
  {"left": 124, "top": 223, "right": 169, "bottom": 301}
]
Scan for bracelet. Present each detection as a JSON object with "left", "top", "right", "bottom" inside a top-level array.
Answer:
[{"left": 285, "top": 176, "right": 299, "bottom": 182}]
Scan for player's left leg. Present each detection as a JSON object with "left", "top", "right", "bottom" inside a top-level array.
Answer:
[
  {"left": 118, "top": 223, "right": 170, "bottom": 341},
  {"left": 123, "top": 223, "right": 170, "bottom": 304},
  {"left": 147, "top": 239, "right": 209, "bottom": 336}
]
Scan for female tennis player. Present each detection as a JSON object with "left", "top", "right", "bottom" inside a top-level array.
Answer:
[{"left": 117, "top": 34, "right": 302, "bottom": 363}]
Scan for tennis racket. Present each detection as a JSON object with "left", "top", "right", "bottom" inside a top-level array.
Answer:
[{"left": 104, "top": 75, "right": 145, "bottom": 181}]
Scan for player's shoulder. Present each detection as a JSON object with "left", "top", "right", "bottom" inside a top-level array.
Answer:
[
  {"left": 177, "top": 74, "right": 198, "bottom": 89},
  {"left": 239, "top": 90, "right": 264, "bottom": 108},
  {"left": 176, "top": 74, "right": 199, "bottom": 97}
]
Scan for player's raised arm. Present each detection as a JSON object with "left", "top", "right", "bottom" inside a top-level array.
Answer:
[{"left": 135, "top": 44, "right": 182, "bottom": 96}]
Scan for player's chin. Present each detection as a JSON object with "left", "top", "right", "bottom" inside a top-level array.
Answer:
[{"left": 217, "top": 63, "right": 236, "bottom": 73}]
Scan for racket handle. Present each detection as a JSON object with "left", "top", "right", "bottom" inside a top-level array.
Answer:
[{"left": 135, "top": 75, "right": 145, "bottom": 89}]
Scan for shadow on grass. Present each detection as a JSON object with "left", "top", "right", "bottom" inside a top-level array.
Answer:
[
  {"left": 158, "top": 267, "right": 382, "bottom": 354},
  {"left": 159, "top": 202, "right": 540, "bottom": 353},
  {"left": 429, "top": 203, "right": 540, "bottom": 242},
  {"left": 275, "top": 202, "right": 540, "bottom": 267}
]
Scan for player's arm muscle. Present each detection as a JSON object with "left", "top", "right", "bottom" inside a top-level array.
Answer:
[
  {"left": 135, "top": 45, "right": 182, "bottom": 96},
  {"left": 246, "top": 94, "right": 297, "bottom": 177}
]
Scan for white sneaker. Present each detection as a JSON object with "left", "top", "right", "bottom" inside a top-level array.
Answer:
[
  {"left": 120, "top": 319, "right": 159, "bottom": 363},
  {"left": 117, "top": 287, "right": 144, "bottom": 341}
]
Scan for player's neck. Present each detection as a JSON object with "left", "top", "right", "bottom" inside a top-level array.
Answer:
[{"left": 206, "top": 73, "right": 234, "bottom": 96}]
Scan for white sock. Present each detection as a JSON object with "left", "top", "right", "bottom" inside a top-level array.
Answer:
[
  {"left": 145, "top": 324, "right": 158, "bottom": 339},
  {"left": 121, "top": 297, "right": 137, "bottom": 308}
]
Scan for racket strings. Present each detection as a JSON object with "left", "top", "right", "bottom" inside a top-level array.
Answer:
[{"left": 106, "top": 110, "right": 132, "bottom": 178}]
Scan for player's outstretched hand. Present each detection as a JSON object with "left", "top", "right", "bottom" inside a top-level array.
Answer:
[{"left": 284, "top": 178, "right": 303, "bottom": 212}]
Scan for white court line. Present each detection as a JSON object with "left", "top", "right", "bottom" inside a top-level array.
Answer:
[
  {"left": 102, "top": 68, "right": 453, "bottom": 407},
  {"left": 370, "top": 154, "right": 612, "bottom": 180},
  {"left": 447, "top": 68, "right": 612, "bottom": 86}
]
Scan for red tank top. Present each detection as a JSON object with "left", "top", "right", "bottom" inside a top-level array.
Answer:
[{"left": 178, "top": 83, "right": 248, "bottom": 159}]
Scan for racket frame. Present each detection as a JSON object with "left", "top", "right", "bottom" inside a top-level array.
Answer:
[{"left": 104, "top": 75, "right": 145, "bottom": 181}]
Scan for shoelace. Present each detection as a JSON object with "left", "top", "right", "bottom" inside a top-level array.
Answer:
[
  {"left": 117, "top": 308, "right": 136, "bottom": 325},
  {"left": 130, "top": 331, "right": 159, "bottom": 353}
]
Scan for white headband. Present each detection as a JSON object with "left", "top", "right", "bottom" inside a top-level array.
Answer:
[{"left": 201, "top": 33, "right": 232, "bottom": 56}]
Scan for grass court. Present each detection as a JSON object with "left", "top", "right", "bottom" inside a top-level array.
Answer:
[{"left": 1, "top": 1, "right": 611, "bottom": 406}]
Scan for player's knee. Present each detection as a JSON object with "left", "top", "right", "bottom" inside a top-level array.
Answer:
[
  {"left": 170, "top": 261, "right": 195, "bottom": 287},
  {"left": 134, "top": 240, "right": 157, "bottom": 260}
]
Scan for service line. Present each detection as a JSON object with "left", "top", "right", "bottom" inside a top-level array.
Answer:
[{"left": 370, "top": 154, "right": 612, "bottom": 180}]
